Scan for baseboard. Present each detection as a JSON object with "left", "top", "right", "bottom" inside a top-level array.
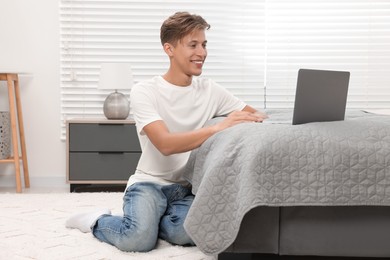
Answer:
[{"left": 0, "top": 175, "right": 69, "bottom": 189}]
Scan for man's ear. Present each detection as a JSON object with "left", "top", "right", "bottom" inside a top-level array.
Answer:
[{"left": 163, "top": 43, "right": 174, "bottom": 57}]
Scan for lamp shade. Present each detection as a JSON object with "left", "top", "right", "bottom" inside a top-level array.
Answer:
[
  {"left": 98, "top": 63, "right": 133, "bottom": 119},
  {"left": 98, "top": 63, "right": 133, "bottom": 90}
]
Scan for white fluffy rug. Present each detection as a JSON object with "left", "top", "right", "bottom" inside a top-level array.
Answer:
[{"left": 0, "top": 192, "right": 215, "bottom": 260}]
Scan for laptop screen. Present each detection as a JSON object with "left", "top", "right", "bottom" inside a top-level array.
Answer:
[{"left": 292, "top": 69, "right": 350, "bottom": 125}]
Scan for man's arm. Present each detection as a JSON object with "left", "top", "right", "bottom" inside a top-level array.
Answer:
[{"left": 143, "top": 106, "right": 267, "bottom": 156}]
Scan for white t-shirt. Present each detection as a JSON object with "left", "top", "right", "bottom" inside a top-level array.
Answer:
[{"left": 127, "top": 76, "right": 246, "bottom": 188}]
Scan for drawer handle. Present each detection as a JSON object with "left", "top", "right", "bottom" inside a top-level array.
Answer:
[
  {"left": 98, "top": 123, "right": 125, "bottom": 126},
  {"left": 98, "top": 152, "right": 125, "bottom": 154}
]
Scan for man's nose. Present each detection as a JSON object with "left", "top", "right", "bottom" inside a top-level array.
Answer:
[{"left": 196, "top": 46, "right": 207, "bottom": 57}]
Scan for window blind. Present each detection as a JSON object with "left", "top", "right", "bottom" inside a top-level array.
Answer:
[
  {"left": 265, "top": 0, "right": 390, "bottom": 109},
  {"left": 59, "top": 0, "right": 265, "bottom": 139},
  {"left": 60, "top": 0, "right": 390, "bottom": 139}
]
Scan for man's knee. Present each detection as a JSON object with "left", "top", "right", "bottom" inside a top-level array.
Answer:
[
  {"left": 115, "top": 230, "right": 158, "bottom": 252},
  {"left": 159, "top": 217, "right": 194, "bottom": 246},
  {"left": 163, "top": 228, "right": 195, "bottom": 246}
]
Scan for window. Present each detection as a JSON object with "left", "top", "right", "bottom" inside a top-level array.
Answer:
[
  {"left": 60, "top": 0, "right": 390, "bottom": 138},
  {"left": 265, "top": 0, "right": 390, "bottom": 109}
]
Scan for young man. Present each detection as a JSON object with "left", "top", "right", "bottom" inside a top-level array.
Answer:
[{"left": 66, "top": 12, "right": 267, "bottom": 252}]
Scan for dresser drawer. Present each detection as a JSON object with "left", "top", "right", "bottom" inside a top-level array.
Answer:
[
  {"left": 69, "top": 152, "right": 141, "bottom": 181},
  {"left": 69, "top": 123, "right": 141, "bottom": 152}
]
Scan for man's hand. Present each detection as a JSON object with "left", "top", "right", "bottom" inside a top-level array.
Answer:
[{"left": 212, "top": 110, "right": 268, "bottom": 133}]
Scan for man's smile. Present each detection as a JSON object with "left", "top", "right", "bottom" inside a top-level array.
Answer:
[{"left": 191, "top": 60, "right": 204, "bottom": 68}]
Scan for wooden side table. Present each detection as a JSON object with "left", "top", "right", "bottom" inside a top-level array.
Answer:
[{"left": 0, "top": 73, "right": 29, "bottom": 193}]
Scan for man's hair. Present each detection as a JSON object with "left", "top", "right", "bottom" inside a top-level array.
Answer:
[{"left": 160, "top": 12, "right": 210, "bottom": 46}]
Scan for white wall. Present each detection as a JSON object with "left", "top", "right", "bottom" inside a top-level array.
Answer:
[{"left": 0, "top": 0, "right": 67, "bottom": 189}]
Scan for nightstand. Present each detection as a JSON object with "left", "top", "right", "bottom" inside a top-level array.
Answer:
[{"left": 66, "top": 119, "right": 141, "bottom": 192}]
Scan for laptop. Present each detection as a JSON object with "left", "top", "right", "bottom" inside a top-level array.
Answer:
[
  {"left": 263, "top": 69, "right": 350, "bottom": 125},
  {"left": 292, "top": 68, "right": 350, "bottom": 125}
]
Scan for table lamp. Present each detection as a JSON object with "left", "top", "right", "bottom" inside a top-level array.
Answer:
[{"left": 98, "top": 63, "right": 134, "bottom": 119}]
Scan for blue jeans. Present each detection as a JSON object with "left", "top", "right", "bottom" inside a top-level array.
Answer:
[{"left": 92, "top": 182, "right": 195, "bottom": 252}]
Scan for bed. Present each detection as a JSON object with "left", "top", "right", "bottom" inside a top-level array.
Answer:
[{"left": 182, "top": 110, "right": 390, "bottom": 259}]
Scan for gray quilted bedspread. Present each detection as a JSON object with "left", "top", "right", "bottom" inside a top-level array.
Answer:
[{"left": 183, "top": 110, "right": 390, "bottom": 255}]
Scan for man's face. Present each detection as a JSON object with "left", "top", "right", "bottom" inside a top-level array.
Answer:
[{"left": 170, "top": 29, "right": 208, "bottom": 77}]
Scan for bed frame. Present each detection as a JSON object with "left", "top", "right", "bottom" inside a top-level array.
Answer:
[{"left": 219, "top": 206, "right": 390, "bottom": 259}]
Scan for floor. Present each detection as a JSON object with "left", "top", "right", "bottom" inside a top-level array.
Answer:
[{"left": 0, "top": 186, "right": 215, "bottom": 260}]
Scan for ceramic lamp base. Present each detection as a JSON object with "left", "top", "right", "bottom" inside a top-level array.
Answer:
[{"left": 103, "top": 91, "right": 130, "bottom": 119}]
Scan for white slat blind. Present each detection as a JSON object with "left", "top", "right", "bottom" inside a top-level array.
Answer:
[
  {"left": 59, "top": 0, "right": 265, "bottom": 139},
  {"left": 265, "top": 0, "right": 390, "bottom": 108},
  {"left": 60, "top": 0, "right": 390, "bottom": 139}
]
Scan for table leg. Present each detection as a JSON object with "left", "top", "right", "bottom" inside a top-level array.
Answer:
[
  {"left": 14, "top": 75, "right": 30, "bottom": 188},
  {"left": 7, "top": 74, "right": 22, "bottom": 193}
]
